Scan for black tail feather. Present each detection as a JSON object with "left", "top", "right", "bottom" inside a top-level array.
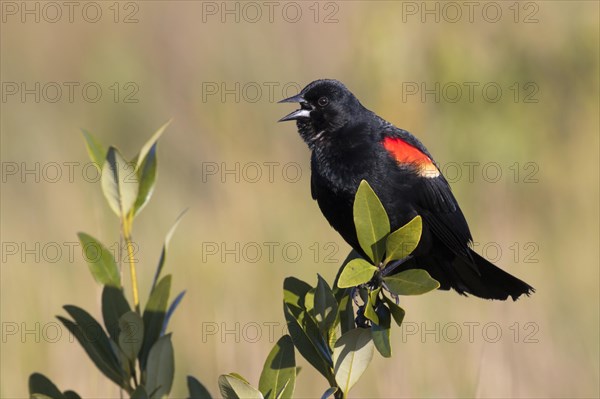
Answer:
[
  {"left": 392, "top": 249, "right": 534, "bottom": 301},
  {"left": 450, "top": 250, "right": 535, "bottom": 301}
]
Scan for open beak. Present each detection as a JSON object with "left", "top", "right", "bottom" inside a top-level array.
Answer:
[{"left": 278, "top": 93, "right": 312, "bottom": 122}]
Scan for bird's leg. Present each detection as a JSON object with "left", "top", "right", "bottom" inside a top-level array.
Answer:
[
  {"left": 350, "top": 286, "right": 361, "bottom": 307},
  {"left": 381, "top": 254, "right": 414, "bottom": 277},
  {"left": 351, "top": 286, "right": 372, "bottom": 328},
  {"left": 355, "top": 304, "right": 370, "bottom": 329}
]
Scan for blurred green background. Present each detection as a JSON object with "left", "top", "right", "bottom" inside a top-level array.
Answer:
[{"left": 1, "top": 1, "right": 598, "bottom": 398}]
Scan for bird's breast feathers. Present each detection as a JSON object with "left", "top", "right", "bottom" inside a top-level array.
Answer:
[{"left": 382, "top": 137, "right": 440, "bottom": 178}]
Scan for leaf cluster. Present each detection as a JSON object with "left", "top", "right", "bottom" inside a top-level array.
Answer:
[
  {"left": 30, "top": 124, "right": 188, "bottom": 399},
  {"left": 221, "top": 181, "right": 440, "bottom": 398}
]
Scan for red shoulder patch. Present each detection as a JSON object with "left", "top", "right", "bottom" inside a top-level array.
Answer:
[
  {"left": 382, "top": 137, "right": 439, "bottom": 178},
  {"left": 382, "top": 137, "right": 431, "bottom": 164}
]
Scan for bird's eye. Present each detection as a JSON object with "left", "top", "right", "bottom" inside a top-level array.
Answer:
[{"left": 317, "top": 96, "right": 329, "bottom": 107}]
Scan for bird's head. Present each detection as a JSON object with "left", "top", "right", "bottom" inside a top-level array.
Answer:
[{"left": 279, "top": 79, "right": 364, "bottom": 148}]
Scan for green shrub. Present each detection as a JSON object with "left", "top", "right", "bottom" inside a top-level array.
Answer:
[{"left": 29, "top": 126, "right": 438, "bottom": 399}]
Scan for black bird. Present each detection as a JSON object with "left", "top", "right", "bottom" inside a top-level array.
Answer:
[{"left": 279, "top": 79, "right": 533, "bottom": 300}]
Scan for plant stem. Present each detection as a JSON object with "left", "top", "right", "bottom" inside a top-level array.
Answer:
[
  {"left": 325, "top": 374, "right": 343, "bottom": 398},
  {"left": 122, "top": 215, "right": 140, "bottom": 314}
]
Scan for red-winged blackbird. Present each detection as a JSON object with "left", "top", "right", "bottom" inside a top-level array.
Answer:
[{"left": 279, "top": 79, "right": 533, "bottom": 301}]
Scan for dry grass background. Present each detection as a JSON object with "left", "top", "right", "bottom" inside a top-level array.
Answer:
[{"left": 1, "top": 1, "right": 598, "bottom": 398}]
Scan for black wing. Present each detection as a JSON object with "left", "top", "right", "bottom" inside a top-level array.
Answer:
[
  {"left": 382, "top": 124, "right": 475, "bottom": 262},
  {"left": 416, "top": 174, "right": 474, "bottom": 260}
]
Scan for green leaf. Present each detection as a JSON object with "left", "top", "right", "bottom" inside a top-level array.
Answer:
[
  {"left": 62, "top": 390, "right": 82, "bottom": 399},
  {"left": 118, "top": 311, "right": 144, "bottom": 361},
  {"left": 333, "top": 250, "right": 362, "bottom": 294},
  {"left": 101, "top": 146, "right": 139, "bottom": 217},
  {"left": 81, "top": 129, "right": 106, "bottom": 168},
  {"left": 312, "top": 275, "right": 338, "bottom": 334},
  {"left": 385, "top": 215, "right": 422, "bottom": 264},
  {"left": 274, "top": 380, "right": 291, "bottom": 399},
  {"left": 109, "top": 338, "right": 131, "bottom": 384},
  {"left": 218, "top": 374, "right": 264, "bottom": 399},
  {"left": 136, "top": 120, "right": 171, "bottom": 171},
  {"left": 258, "top": 335, "right": 296, "bottom": 399},
  {"left": 337, "top": 289, "right": 355, "bottom": 335},
  {"left": 131, "top": 142, "right": 157, "bottom": 218},
  {"left": 320, "top": 387, "right": 338, "bottom": 399},
  {"left": 130, "top": 120, "right": 171, "bottom": 218},
  {"left": 357, "top": 287, "right": 369, "bottom": 304},
  {"left": 140, "top": 275, "right": 172, "bottom": 369},
  {"left": 102, "top": 285, "right": 131, "bottom": 342},
  {"left": 333, "top": 328, "right": 375, "bottom": 396},
  {"left": 383, "top": 296, "right": 405, "bottom": 327},
  {"left": 131, "top": 386, "right": 149, "bottom": 399},
  {"left": 161, "top": 290, "right": 186, "bottom": 336},
  {"left": 229, "top": 373, "right": 250, "bottom": 384},
  {"left": 353, "top": 180, "right": 390, "bottom": 264},
  {"left": 28, "top": 373, "right": 64, "bottom": 399},
  {"left": 283, "top": 277, "right": 312, "bottom": 309},
  {"left": 371, "top": 305, "right": 392, "bottom": 358},
  {"left": 303, "top": 288, "right": 315, "bottom": 319},
  {"left": 77, "top": 233, "right": 120, "bottom": 288},
  {"left": 187, "top": 375, "right": 212, "bottom": 399},
  {"left": 57, "top": 306, "right": 126, "bottom": 388},
  {"left": 145, "top": 334, "right": 175, "bottom": 399},
  {"left": 364, "top": 288, "right": 380, "bottom": 325},
  {"left": 283, "top": 278, "right": 335, "bottom": 384},
  {"left": 152, "top": 210, "right": 187, "bottom": 291},
  {"left": 383, "top": 269, "right": 440, "bottom": 296},
  {"left": 337, "top": 258, "right": 377, "bottom": 289},
  {"left": 333, "top": 251, "right": 361, "bottom": 334},
  {"left": 283, "top": 303, "right": 333, "bottom": 383}
]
